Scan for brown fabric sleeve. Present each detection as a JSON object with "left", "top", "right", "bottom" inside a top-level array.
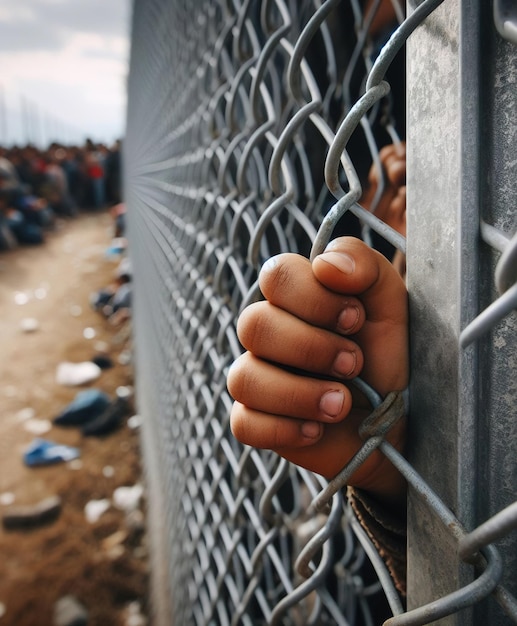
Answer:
[{"left": 347, "top": 486, "right": 407, "bottom": 596}]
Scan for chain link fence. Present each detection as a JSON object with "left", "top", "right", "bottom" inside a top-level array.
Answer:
[{"left": 125, "top": 0, "right": 517, "bottom": 624}]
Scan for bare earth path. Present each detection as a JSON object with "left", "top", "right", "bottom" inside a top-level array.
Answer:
[{"left": 0, "top": 213, "right": 148, "bottom": 625}]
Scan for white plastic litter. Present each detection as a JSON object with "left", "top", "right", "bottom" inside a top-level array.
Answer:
[
  {"left": 118, "top": 350, "right": 132, "bottom": 365},
  {"left": 15, "top": 407, "right": 36, "bottom": 422},
  {"left": 34, "top": 287, "right": 48, "bottom": 300},
  {"left": 4, "top": 386, "right": 18, "bottom": 398},
  {"left": 14, "top": 291, "right": 29, "bottom": 305},
  {"left": 116, "top": 385, "right": 133, "bottom": 399},
  {"left": 124, "top": 601, "right": 146, "bottom": 626},
  {"left": 94, "top": 340, "right": 109, "bottom": 353},
  {"left": 84, "top": 499, "right": 111, "bottom": 524},
  {"left": 20, "top": 318, "right": 39, "bottom": 332},
  {"left": 56, "top": 361, "right": 102, "bottom": 386},
  {"left": 102, "top": 465, "right": 115, "bottom": 478},
  {"left": 23, "top": 419, "right": 52, "bottom": 435},
  {"left": 113, "top": 484, "right": 143, "bottom": 513},
  {"left": 0, "top": 492, "right": 15, "bottom": 506},
  {"left": 83, "top": 327, "right": 96, "bottom": 339},
  {"left": 127, "top": 415, "right": 142, "bottom": 430}
]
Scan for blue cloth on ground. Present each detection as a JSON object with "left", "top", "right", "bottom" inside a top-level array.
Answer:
[
  {"left": 24, "top": 438, "right": 80, "bottom": 467},
  {"left": 54, "top": 389, "right": 111, "bottom": 426}
]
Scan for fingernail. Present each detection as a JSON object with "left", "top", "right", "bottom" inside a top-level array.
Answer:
[
  {"left": 301, "top": 421, "right": 322, "bottom": 439},
  {"left": 320, "top": 390, "right": 344, "bottom": 418},
  {"left": 318, "top": 251, "right": 355, "bottom": 274},
  {"left": 337, "top": 306, "right": 360, "bottom": 333},
  {"left": 262, "top": 256, "right": 278, "bottom": 272},
  {"left": 333, "top": 351, "right": 356, "bottom": 377}
]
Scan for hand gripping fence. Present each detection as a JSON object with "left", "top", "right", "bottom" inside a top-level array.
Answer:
[{"left": 125, "top": 1, "right": 517, "bottom": 624}]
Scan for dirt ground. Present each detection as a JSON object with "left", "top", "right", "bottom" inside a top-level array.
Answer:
[{"left": 0, "top": 213, "right": 148, "bottom": 625}]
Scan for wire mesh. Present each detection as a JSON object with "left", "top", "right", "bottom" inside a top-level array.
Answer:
[{"left": 125, "top": 1, "right": 517, "bottom": 624}]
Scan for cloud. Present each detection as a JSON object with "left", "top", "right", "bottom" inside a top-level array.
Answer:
[
  {"left": 32, "top": 0, "right": 131, "bottom": 39},
  {"left": 0, "top": 0, "right": 130, "bottom": 53},
  {"left": 0, "top": 1, "right": 131, "bottom": 144},
  {"left": 0, "top": 5, "right": 66, "bottom": 52}
]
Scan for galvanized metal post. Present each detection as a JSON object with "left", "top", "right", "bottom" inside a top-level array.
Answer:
[{"left": 407, "top": 0, "right": 517, "bottom": 623}]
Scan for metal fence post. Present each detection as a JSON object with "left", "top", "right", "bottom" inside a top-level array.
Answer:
[
  {"left": 407, "top": 0, "right": 517, "bottom": 623},
  {"left": 126, "top": 0, "right": 517, "bottom": 622}
]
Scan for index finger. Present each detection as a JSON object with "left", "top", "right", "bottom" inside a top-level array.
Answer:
[{"left": 258, "top": 253, "right": 366, "bottom": 335}]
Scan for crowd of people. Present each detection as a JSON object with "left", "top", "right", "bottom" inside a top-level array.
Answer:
[{"left": 0, "top": 140, "right": 122, "bottom": 249}]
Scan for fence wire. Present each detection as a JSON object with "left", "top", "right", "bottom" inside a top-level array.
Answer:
[{"left": 125, "top": 1, "right": 517, "bottom": 624}]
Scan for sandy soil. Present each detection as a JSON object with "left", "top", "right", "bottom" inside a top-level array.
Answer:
[{"left": 0, "top": 213, "right": 148, "bottom": 625}]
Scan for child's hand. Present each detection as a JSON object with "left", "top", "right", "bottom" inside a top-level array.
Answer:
[
  {"left": 362, "top": 143, "right": 406, "bottom": 237},
  {"left": 227, "top": 237, "right": 408, "bottom": 505}
]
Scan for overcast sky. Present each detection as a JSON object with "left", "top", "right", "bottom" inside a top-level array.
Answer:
[{"left": 0, "top": 0, "right": 131, "bottom": 147}]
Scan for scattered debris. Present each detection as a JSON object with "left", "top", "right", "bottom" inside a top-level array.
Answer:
[
  {"left": 125, "top": 509, "right": 145, "bottom": 533},
  {"left": 91, "top": 355, "right": 113, "bottom": 370},
  {"left": 68, "top": 459, "right": 83, "bottom": 471},
  {"left": 56, "top": 361, "right": 102, "bottom": 386},
  {"left": 127, "top": 415, "right": 142, "bottom": 430},
  {"left": 83, "top": 327, "right": 96, "bottom": 339},
  {"left": 53, "top": 595, "right": 88, "bottom": 626},
  {"left": 123, "top": 601, "right": 147, "bottom": 626},
  {"left": 118, "top": 350, "right": 132, "bottom": 365},
  {"left": 102, "top": 465, "right": 115, "bottom": 478},
  {"left": 34, "top": 286, "right": 48, "bottom": 300},
  {"left": 20, "top": 317, "right": 39, "bottom": 332},
  {"left": 105, "top": 237, "right": 127, "bottom": 256},
  {"left": 2, "top": 495, "right": 62, "bottom": 530},
  {"left": 54, "top": 389, "right": 111, "bottom": 426},
  {"left": 0, "top": 493, "right": 15, "bottom": 506},
  {"left": 81, "top": 397, "right": 129, "bottom": 437},
  {"left": 14, "top": 291, "right": 29, "bottom": 305},
  {"left": 84, "top": 498, "right": 111, "bottom": 524},
  {"left": 116, "top": 386, "right": 133, "bottom": 400},
  {"left": 102, "top": 529, "right": 127, "bottom": 552},
  {"left": 24, "top": 438, "right": 80, "bottom": 467},
  {"left": 15, "top": 407, "right": 36, "bottom": 422},
  {"left": 69, "top": 304, "right": 83, "bottom": 317},
  {"left": 93, "top": 340, "right": 109, "bottom": 353},
  {"left": 23, "top": 418, "right": 52, "bottom": 435},
  {"left": 113, "top": 484, "right": 143, "bottom": 513},
  {"left": 3, "top": 385, "right": 18, "bottom": 398}
]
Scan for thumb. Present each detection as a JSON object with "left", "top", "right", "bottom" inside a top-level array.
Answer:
[
  {"left": 312, "top": 237, "right": 408, "bottom": 395},
  {"left": 312, "top": 237, "right": 406, "bottom": 325}
]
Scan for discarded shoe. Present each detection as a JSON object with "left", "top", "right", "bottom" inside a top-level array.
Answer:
[
  {"left": 54, "top": 389, "right": 111, "bottom": 426},
  {"left": 81, "top": 398, "right": 128, "bottom": 437},
  {"left": 2, "top": 495, "right": 62, "bottom": 530},
  {"left": 24, "top": 438, "right": 80, "bottom": 467},
  {"left": 91, "top": 355, "right": 114, "bottom": 370}
]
